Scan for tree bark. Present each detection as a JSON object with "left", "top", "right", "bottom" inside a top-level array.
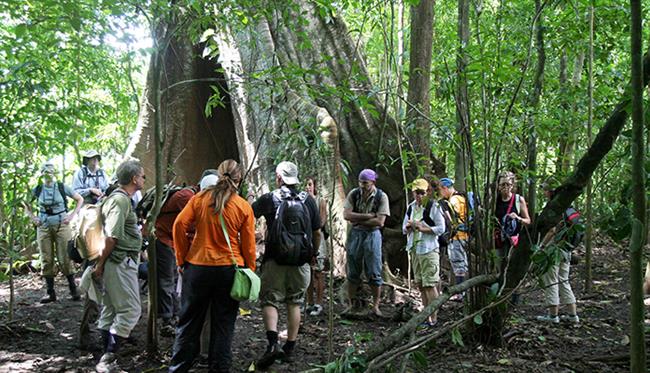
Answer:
[
  {"left": 584, "top": 2, "right": 595, "bottom": 293},
  {"left": 454, "top": 0, "right": 470, "bottom": 190},
  {"left": 628, "top": 0, "right": 646, "bottom": 371},
  {"left": 524, "top": 0, "right": 545, "bottom": 218},
  {"left": 406, "top": 0, "right": 435, "bottom": 170}
]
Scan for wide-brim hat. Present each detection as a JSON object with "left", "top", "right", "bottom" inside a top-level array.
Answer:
[
  {"left": 411, "top": 178, "right": 429, "bottom": 192},
  {"left": 82, "top": 150, "right": 102, "bottom": 165}
]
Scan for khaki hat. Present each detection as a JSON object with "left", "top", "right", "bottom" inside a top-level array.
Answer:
[
  {"left": 411, "top": 178, "right": 429, "bottom": 192},
  {"left": 276, "top": 161, "right": 299, "bottom": 185},
  {"left": 82, "top": 150, "right": 102, "bottom": 165},
  {"left": 40, "top": 162, "right": 56, "bottom": 174}
]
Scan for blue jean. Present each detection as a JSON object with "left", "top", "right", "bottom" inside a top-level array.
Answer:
[
  {"left": 156, "top": 240, "right": 178, "bottom": 319},
  {"left": 345, "top": 229, "right": 383, "bottom": 286},
  {"left": 169, "top": 264, "right": 238, "bottom": 373}
]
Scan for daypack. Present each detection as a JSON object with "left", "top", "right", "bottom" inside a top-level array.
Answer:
[
  {"left": 500, "top": 193, "right": 522, "bottom": 247},
  {"left": 350, "top": 187, "right": 384, "bottom": 214},
  {"left": 437, "top": 199, "right": 454, "bottom": 246},
  {"left": 267, "top": 189, "right": 313, "bottom": 266},
  {"left": 447, "top": 191, "right": 477, "bottom": 236},
  {"left": 407, "top": 199, "right": 450, "bottom": 247},
  {"left": 559, "top": 206, "right": 585, "bottom": 251},
  {"left": 32, "top": 182, "right": 69, "bottom": 213},
  {"left": 136, "top": 184, "right": 190, "bottom": 219}
]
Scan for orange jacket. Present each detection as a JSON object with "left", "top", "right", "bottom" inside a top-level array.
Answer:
[{"left": 173, "top": 190, "right": 256, "bottom": 271}]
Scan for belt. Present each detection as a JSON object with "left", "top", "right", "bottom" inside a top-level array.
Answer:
[{"left": 40, "top": 210, "right": 66, "bottom": 216}]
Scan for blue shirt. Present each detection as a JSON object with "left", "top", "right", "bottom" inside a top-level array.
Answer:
[
  {"left": 34, "top": 182, "right": 75, "bottom": 227},
  {"left": 72, "top": 166, "right": 108, "bottom": 204}
]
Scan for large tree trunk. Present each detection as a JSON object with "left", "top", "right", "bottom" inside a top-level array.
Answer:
[
  {"left": 406, "top": 0, "right": 435, "bottom": 170},
  {"left": 454, "top": 0, "right": 470, "bottom": 190},
  {"left": 128, "top": 1, "right": 450, "bottom": 273}
]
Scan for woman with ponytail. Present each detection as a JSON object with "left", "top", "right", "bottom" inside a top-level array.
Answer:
[{"left": 170, "top": 160, "right": 256, "bottom": 373}]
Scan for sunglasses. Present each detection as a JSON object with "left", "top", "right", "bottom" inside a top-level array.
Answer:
[{"left": 415, "top": 189, "right": 426, "bottom": 195}]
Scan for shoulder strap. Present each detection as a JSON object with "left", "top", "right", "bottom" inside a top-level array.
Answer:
[
  {"left": 373, "top": 188, "right": 383, "bottom": 213},
  {"left": 406, "top": 204, "right": 413, "bottom": 218},
  {"left": 32, "top": 185, "right": 42, "bottom": 201},
  {"left": 506, "top": 194, "right": 516, "bottom": 215},
  {"left": 351, "top": 188, "right": 361, "bottom": 211},
  {"left": 422, "top": 200, "right": 435, "bottom": 226},
  {"left": 219, "top": 214, "right": 238, "bottom": 267},
  {"left": 514, "top": 194, "right": 521, "bottom": 213},
  {"left": 82, "top": 166, "right": 89, "bottom": 184},
  {"left": 57, "top": 182, "right": 69, "bottom": 212}
]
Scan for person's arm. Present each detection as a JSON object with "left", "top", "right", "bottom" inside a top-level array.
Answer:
[
  {"left": 356, "top": 213, "right": 386, "bottom": 228},
  {"left": 94, "top": 198, "right": 124, "bottom": 278},
  {"left": 94, "top": 237, "right": 116, "bottom": 279},
  {"left": 23, "top": 200, "right": 41, "bottom": 226},
  {"left": 319, "top": 198, "right": 327, "bottom": 228},
  {"left": 508, "top": 195, "right": 531, "bottom": 225},
  {"left": 72, "top": 169, "right": 92, "bottom": 197},
  {"left": 63, "top": 192, "right": 84, "bottom": 224},
  {"left": 173, "top": 198, "right": 196, "bottom": 272},
  {"left": 402, "top": 210, "right": 412, "bottom": 235},
  {"left": 240, "top": 205, "right": 257, "bottom": 271},
  {"left": 343, "top": 208, "right": 374, "bottom": 223},
  {"left": 425, "top": 204, "right": 446, "bottom": 236}
]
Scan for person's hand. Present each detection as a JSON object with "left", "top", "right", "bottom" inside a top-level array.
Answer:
[
  {"left": 62, "top": 213, "right": 74, "bottom": 225},
  {"left": 93, "top": 264, "right": 104, "bottom": 279},
  {"left": 90, "top": 188, "right": 103, "bottom": 197},
  {"left": 177, "top": 266, "right": 184, "bottom": 275},
  {"left": 508, "top": 212, "right": 520, "bottom": 221},
  {"left": 31, "top": 216, "right": 41, "bottom": 226}
]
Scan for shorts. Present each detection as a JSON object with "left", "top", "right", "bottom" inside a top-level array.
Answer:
[
  {"left": 412, "top": 250, "right": 440, "bottom": 287},
  {"left": 259, "top": 259, "right": 310, "bottom": 308},
  {"left": 448, "top": 239, "right": 468, "bottom": 275},
  {"left": 346, "top": 228, "right": 383, "bottom": 286}
]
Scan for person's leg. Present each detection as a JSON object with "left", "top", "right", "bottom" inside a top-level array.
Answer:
[
  {"left": 208, "top": 266, "right": 238, "bottom": 373},
  {"left": 257, "top": 260, "right": 286, "bottom": 369},
  {"left": 55, "top": 223, "right": 73, "bottom": 277},
  {"left": 364, "top": 230, "right": 383, "bottom": 315},
  {"left": 156, "top": 240, "right": 176, "bottom": 324},
  {"left": 345, "top": 230, "right": 363, "bottom": 309},
  {"left": 420, "top": 251, "right": 440, "bottom": 323},
  {"left": 537, "top": 263, "right": 560, "bottom": 322},
  {"left": 169, "top": 264, "right": 212, "bottom": 373},
  {"left": 314, "top": 270, "right": 325, "bottom": 306},
  {"left": 558, "top": 259, "right": 578, "bottom": 322},
  {"left": 283, "top": 263, "right": 310, "bottom": 361},
  {"left": 38, "top": 225, "right": 56, "bottom": 303}
]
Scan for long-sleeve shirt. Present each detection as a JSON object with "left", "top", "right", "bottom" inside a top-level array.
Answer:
[
  {"left": 72, "top": 166, "right": 108, "bottom": 204},
  {"left": 155, "top": 187, "right": 195, "bottom": 248},
  {"left": 173, "top": 190, "right": 256, "bottom": 271},
  {"left": 402, "top": 200, "right": 445, "bottom": 255}
]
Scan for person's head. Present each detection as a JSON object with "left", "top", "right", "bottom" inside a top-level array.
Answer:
[
  {"left": 200, "top": 174, "right": 219, "bottom": 191},
  {"left": 497, "top": 171, "right": 516, "bottom": 197},
  {"left": 209, "top": 159, "right": 242, "bottom": 214},
  {"left": 358, "top": 169, "right": 377, "bottom": 194},
  {"left": 82, "top": 150, "right": 102, "bottom": 169},
  {"left": 116, "top": 160, "right": 145, "bottom": 190},
  {"left": 437, "top": 177, "right": 454, "bottom": 199},
  {"left": 541, "top": 177, "right": 558, "bottom": 200},
  {"left": 201, "top": 169, "right": 218, "bottom": 179},
  {"left": 40, "top": 162, "right": 57, "bottom": 183},
  {"left": 306, "top": 176, "right": 318, "bottom": 197},
  {"left": 411, "top": 178, "right": 429, "bottom": 205},
  {"left": 275, "top": 161, "right": 299, "bottom": 187}
]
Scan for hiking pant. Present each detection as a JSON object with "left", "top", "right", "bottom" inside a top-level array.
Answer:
[
  {"left": 79, "top": 259, "right": 102, "bottom": 347},
  {"left": 97, "top": 256, "right": 141, "bottom": 338},
  {"left": 156, "top": 239, "right": 178, "bottom": 319},
  {"left": 345, "top": 228, "right": 383, "bottom": 286},
  {"left": 170, "top": 264, "right": 238, "bottom": 373},
  {"left": 447, "top": 239, "right": 468, "bottom": 276},
  {"left": 541, "top": 254, "right": 576, "bottom": 306},
  {"left": 37, "top": 223, "right": 72, "bottom": 277}
]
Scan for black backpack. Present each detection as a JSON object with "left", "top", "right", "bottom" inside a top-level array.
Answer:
[
  {"left": 267, "top": 189, "right": 313, "bottom": 266},
  {"left": 136, "top": 184, "right": 190, "bottom": 219},
  {"left": 437, "top": 199, "right": 454, "bottom": 246},
  {"left": 32, "top": 182, "right": 68, "bottom": 212}
]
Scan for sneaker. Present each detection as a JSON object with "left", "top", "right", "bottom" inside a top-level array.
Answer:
[
  {"left": 309, "top": 304, "right": 323, "bottom": 316},
  {"left": 95, "top": 352, "right": 118, "bottom": 373},
  {"left": 416, "top": 320, "right": 437, "bottom": 331},
  {"left": 256, "top": 343, "right": 285, "bottom": 370},
  {"left": 450, "top": 294, "right": 464, "bottom": 302},
  {"left": 560, "top": 314, "right": 580, "bottom": 324},
  {"left": 535, "top": 315, "right": 560, "bottom": 324}
]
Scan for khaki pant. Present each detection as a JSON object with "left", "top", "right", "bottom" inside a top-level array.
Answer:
[
  {"left": 37, "top": 223, "right": 72, "bottom": 277},
  {"left": 541, "top": 257, "right": 576, "bottom": 306},
  {"left": 97, "top": 257, "right": 142, "bottom": 338}
]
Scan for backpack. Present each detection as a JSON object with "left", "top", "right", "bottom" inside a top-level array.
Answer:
[
  {"left": 500, "top": 194, "right": 522, "bottom": 247},
  {"left": 136, "top": 184, "right": 190, "bottom": 219},
  {"left": 350, "top": 187, "right": 384, "bottom": 214},
  {"left": 447, "top": 191, "right": 477, "bottom": 236},
  {"left": 32, "top": 182, "right": 68, "bottom": 212},
  {"left": 267, "top": 188, "right": 313, "bottom": 266},
  {"left": 560, "top": 207, "right": 585, "bottom": 251},
  {"left": 437, "top": 199, "right": 454, "bottom": 247}
]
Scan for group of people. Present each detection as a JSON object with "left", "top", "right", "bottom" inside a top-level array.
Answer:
[{"left": 25, "top": 152, "right": 582, "bottom": 372}]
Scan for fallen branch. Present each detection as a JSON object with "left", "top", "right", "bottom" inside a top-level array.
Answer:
[{"left": 363, "top": 274, "right": 498, "bottom": 362}]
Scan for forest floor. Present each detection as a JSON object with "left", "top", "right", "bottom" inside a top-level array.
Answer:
[{"left": 0, "top": 233, "right": 646, "bottom": 373}]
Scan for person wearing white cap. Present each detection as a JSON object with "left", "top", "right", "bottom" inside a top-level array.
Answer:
[
  {"left": 25, "top": 162, "right": 84, "bottom": 303},
  {"left": 251, "top": 161, "right": 321, "bottom": 369},
  {"left": 73, "top": 150, "right": 108, "bottom": 204}
]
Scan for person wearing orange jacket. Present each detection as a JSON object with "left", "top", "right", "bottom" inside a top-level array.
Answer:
[{"left": 169, "top": 160, "right": 256, "bottom": 373}]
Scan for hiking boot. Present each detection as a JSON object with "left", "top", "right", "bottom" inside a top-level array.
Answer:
[
  {"left": 256, "top": 343, "right": 285, "bottom": 370},
  {"left": 309, "top": 304, "right": 323, "bottom": 316},
  {"left": 40, "top": 277, "right": 56, "bottom": 304},
  {"left": 95, "top": 352, "right": 118, "bottom": 373},
  {"left": 281, "top": 345, "right": 295, "bottom": 364},
  {"left": 67, "top": 275, "right": 81, "bottom": 301},
  {"left": 560, "top": 314, "right": 580, "bottom": 324},
  {"left": 535, "top": 314, "right": 560, "bottom": 324}
]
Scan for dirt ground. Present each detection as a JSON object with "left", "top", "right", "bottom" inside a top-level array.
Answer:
[{"left": 0, "top": 235, "right": 646, "bottom": 372}]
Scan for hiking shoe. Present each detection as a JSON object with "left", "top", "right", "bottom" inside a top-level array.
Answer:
[
  {"left": 416, "top": 320, "right": 437, "bottom": 332},
  {"left": 40, "top": 292, "right": 56, "bottom": 304},
  {"left": 309, "top": 304, "right": 323, "bottom": 316},
  {"left": 281, "top": 345, "right": 295, "bottom": 363},
  {"left": 535, "top": 315, "right": 560, "bottom": 324},
  {"left": 560, "top": 314, "right": 580, "bottom": 324},
  {"left": 256, "top": 343, "right": 285, "bottom": 370},
  {"left": 95, "top": 352, "right": 118, "bottom": 373}
]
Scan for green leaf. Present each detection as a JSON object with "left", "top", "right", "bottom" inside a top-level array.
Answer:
[
  {"left": 451, "top": 327, "right": 464, "bottom": 347},
  {"left": 411, "top": 350, "right": 428, "bottom": 368},
  {"left": 473, "top": 314, "right": 483, "bottom": 325}
]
